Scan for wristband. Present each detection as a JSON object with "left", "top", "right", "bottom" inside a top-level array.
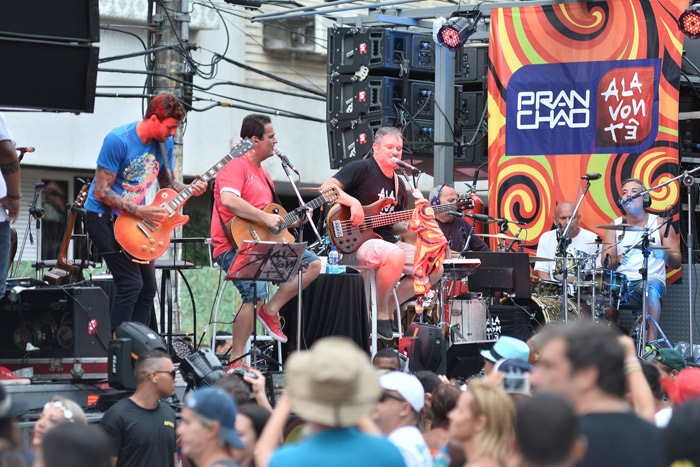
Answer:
[
  {"left": 6, "top": 194, "right": 21, "bottom": 200},
  {"left": 624, "top": 364, "right": 642, "bottom": 376}
]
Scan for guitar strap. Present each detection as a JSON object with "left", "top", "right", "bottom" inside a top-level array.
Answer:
[
  {"left": 158, "top": 141, "right": 174, "bottom": 182},
  {"left": 214, "top": 198, "right": 237, "bottom": 251}
]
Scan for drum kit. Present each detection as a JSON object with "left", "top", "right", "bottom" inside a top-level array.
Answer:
[{"left": 440, "top": 223, "right": 648, "bottom": 344}]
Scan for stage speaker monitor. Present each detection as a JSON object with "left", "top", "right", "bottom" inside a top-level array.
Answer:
[
  {"left": 401, "top": 323, "right": 447, "bottom": 375},
  {"left": 446, "top": 340, "right": 494, "bottom": 380},
  {"left": 0, "top": 37, "right": 98, "bottom": 113},
  {"left": 108, "top": 322, "right": 167, "bottom": 390},
  {"left": 0, "top": 0, "right": 99, "bottom": 43}
]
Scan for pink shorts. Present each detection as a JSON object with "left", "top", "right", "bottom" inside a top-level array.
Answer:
[{"left": 355, "top": 239, "right": 414, "bottom": 276}]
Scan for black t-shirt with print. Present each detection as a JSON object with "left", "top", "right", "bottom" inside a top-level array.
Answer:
[
  {"left": 333, "top": 158, "right": 407, "bottom": 243},
  {"left": 100, "top": 398, "right": 177, "bottom": 467}
]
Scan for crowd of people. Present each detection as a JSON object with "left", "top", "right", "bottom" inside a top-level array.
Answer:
[{"left": 1, "top": 323, "right": 699, "bottom": 467}]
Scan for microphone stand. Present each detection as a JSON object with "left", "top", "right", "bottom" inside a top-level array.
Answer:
[
  {"left": 280, "top": 160, "right": 323, "bottom": 246},
  {"left": 558, "top": 179, "right": 594, "bottom": 321},
  {"left": 636, "top": 167, "right": 700, "bottom": 360}
]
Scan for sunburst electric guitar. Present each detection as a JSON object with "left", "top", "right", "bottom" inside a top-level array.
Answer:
[
  {"left": 115, "top": 138, "right": 254, "bottom": 261},
  {"left": 327, "top": 196, "right": 474, "bottom": 254},
  {"left": 226, "top": 186, "right": 339, "bottom": 248},
  {"left": 43, "top": 182, "right": 91, "bottom": 286}
]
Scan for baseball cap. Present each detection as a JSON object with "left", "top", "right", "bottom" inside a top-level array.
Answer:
[
  {"left": 655, "top": 348, "right": 686, "bottom": 372},
  {"left": 184, "top": 387, "right": 245, "bottom": 449},
  {"left": 660, "top": 368, "right": 700, "bottom": 405},
  {"left": 379, "top": 371, "right": 425, "bottom": 412},
  {"left": 481, "top": 336, "right": 530, "bottom": 363}
]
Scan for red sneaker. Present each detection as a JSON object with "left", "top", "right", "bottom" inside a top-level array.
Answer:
[
  {"left": 0, "top": 366, "right": 30, "bottom": 385},
  {"left": 227, "top": 359, "right": 250, "bottom": 374},
  {"left": 257, "top": 305, "right": 288, "bottom": 343}
]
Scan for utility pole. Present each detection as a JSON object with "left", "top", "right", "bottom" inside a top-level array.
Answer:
[{"left": 151, "top": 0, "right": 190, "bottom": 331}]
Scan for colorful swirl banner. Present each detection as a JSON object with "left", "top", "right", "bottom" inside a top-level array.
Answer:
[{"left": 488, "top": 0, "right": 686, "bottom": 283}]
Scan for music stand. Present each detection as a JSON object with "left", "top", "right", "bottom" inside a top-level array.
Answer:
[
  {"left": 461, "top": 252, "right": 531, "bottom": 300},
  {"left": 226, "top": 240, "right": 305, "bottom": 368}
]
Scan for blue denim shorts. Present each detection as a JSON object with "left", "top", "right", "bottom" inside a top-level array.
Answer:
[
  {"left": 623, "top": 278, "right": 666, "bottom": 309},
  {"left": 214, "top": 248, "right": 319, "bottom": 303}
]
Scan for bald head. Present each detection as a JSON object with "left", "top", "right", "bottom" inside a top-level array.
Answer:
[{"left": 553, "top": 201, "right": 581, "bottom": 237}]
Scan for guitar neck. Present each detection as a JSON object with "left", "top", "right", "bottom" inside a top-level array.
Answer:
[
  {"left": 364, "top": 202, "right": 461, "bottom": 229},
  {"left": 55, "top": 210, "right": 78, "bottom": 268},
  {"left": 280, "top": 194, "right": 327, "bottom": 229}
]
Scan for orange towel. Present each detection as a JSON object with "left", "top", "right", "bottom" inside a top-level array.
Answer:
[{"left": 408, "top": 191, "right": 448, "bottom": 297}]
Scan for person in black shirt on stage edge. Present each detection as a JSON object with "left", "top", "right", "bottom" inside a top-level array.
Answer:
[
  {"left": 100, "top": 350, "right": 178, "bottom": 467},
  {"left": 429, "top": 184, "right": 489, "bottom": 256},
  {"left": 321, "top": 127, "right": 443, "bottom": 340}
]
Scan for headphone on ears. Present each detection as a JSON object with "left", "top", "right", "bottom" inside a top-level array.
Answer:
[
  {"left": 617, "top": 177, "right": 651, "bottom": 209},
  {"left": 430, "top": 184, "right": 445, "bottom": 206}
]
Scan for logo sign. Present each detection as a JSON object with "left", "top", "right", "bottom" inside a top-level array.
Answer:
[
  {"left": 358, "top": 90, "right": 366, "bottom": 102},
  {"left": 359, "top": 42, "right": 367, "bottom": 54},
  {"left": 88, "top": 319, "right": 98, "bottom": 335},
  {"left": 505, "top": 59, "right": 660, "bottom": 156},
  {"left": 359, "top": 133, "right": 367, "bottom": 144}
]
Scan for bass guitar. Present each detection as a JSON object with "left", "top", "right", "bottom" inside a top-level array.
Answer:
[
  {"left": 327, "top": 196, "right": 473, "bottom": 254},
  {"left": 43, "top": 182, "right": 91, "bottom": 286},
  {"left": 226, "top": 186, "right": 339, "bottom": 248},
  {"left": 115, "top": 138, "right": 254, "bottom": 261}
]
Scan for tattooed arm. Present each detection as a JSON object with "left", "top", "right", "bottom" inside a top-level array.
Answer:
[
  {"left": 0, "top": 140, "right": 20, "bottom": 222},
  {"left": 93, "top": 166, "right": 165, "bottom": 225}
]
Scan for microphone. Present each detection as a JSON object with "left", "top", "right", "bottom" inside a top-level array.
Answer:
[
  {"left": 465, "top": 212, "right": 494, "bottom": 223},
  {"left": 664, "top": 216, "right": 672, "bottom": 238},
  {"left": 16, "top": 147, "right": 35, "bottom": 153},
  {"left": 390, "top": 157, "right": 421, "bottom": 172},
  {"left": 581, "top": 173, "right": 601, "bottom": 181},
  {"left": 618, "top": 192, "right": 641, "bottom": 208},
  {"left": 274, "top": 148, "right": 299, "bottom": 175},
  {"left": 445, "top": 211, "right": 464, "bottom": 217}
]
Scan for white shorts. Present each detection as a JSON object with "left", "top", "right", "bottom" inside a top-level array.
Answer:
[{"left": 354, "top": 239, "right": 414, "bottom": 276}]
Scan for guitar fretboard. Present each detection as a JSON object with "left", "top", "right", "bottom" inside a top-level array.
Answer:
[
  {"left": 164, "top": 139, "right": 253, "bottom": 214},
  {"left": 280, "top": 192, "right": 331, "bottom": 229},
  {"left": 361, "top": 202, "right": 465, "bottom": 229}
]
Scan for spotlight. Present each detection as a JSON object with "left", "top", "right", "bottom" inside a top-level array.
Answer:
[
  {"left": 680, "top": 4, "right": 700, "bottom": 39},
  {"left": 436, "top": 13, "right": 481, "bottom": 50}
]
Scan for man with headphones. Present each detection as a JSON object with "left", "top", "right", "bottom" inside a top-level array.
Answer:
[
  {"left": 602, "top": 178, "right": 681, "bottom": 341},
  {"left": 429, "top": 183, "right": 489, "bottom": 255},
  {"left": 100, "top": 350, "right": 178, "bottom": 467}
]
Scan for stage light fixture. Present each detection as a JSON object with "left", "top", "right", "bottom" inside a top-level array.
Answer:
[
  {"left": 436, "top": 13, "right": 480, "bottom": 50},
  {"left": 680, "top": 4, "right": 700, "bottom": 39}
]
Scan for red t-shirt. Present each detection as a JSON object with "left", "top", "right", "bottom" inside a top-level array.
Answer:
[{"left": 210, "top": 155, "right": 275, "bottom": 258}]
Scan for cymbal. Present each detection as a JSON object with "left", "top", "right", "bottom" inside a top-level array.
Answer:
[
  {"left": 529, "top": 256, "right": 556, "bottom": 263},
  {"left": 475, "top": 233, "right": 521, "bottom": 242},
  {"left": 630, "top": 245, "right": 670, "bottom": 250},
  {"left": 596, "top": 223, "right": 647, "bottom": 232}
]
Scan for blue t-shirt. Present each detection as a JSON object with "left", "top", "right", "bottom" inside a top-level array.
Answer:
[
  {"left": 269, "top": 427, "right": 405, "bottom": 467},
  {"left": 85, "top": 121, "right": 174, "bottom": 214}
]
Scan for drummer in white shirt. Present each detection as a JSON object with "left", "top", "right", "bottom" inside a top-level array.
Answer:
[{"left": 534, "top": 201, "right": 601, "bottom": 281}]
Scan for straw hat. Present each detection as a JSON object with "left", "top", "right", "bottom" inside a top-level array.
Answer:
[{"left": 286, "top": 337, "right": 380, "bottom": 428}]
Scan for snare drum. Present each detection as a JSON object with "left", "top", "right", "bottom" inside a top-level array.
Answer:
[
  {"left": 554, "top": 250, "right": 595, "bottom": 282},
  {"left": 450, "top": 299, "right": 488, "bottom": 343}
]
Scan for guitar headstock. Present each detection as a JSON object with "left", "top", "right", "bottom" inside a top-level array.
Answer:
[
  {"left": 230, "top": 138, "right": 255, "bottom": 158},
  {"left": 320, "top": 186, "right": 339, "bottom": 204},
  {"left": 455, "top": 193, "right": 475, "bottom": 210},
  {"left": 74, "top": 182, "right": 91, "bottom": 209}
]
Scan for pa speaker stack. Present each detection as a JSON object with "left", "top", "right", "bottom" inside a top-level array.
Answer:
[{"left": 0, "top": 1, "right": 100, "bottom": 113}]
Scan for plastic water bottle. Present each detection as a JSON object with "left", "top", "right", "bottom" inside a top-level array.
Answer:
[
  {"left": 434, "top": 446, "right": 451, "bottom": 467},
  {"left": 328, "top": 246, "right": 339, "bottom": 274}
]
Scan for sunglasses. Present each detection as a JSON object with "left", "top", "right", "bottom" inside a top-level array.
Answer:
[
  {"left": 379, "top": 392, "right": 405, "bottom": 403},
  {"left": 154, "top": 369, "right": 178, "bottom": 379}
]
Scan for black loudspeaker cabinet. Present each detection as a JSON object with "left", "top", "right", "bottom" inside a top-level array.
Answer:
[
  {"left": 447, "top": 340, "right": 495, "bottom": 380},
  {"left": 0, "top": 0, "right": 99, "bottom": 43},
  {"left": 486, "top": 305, "right": 533, "bottom": 342},
  {"left": 0, "top": 286, "right": 110, "bottom": 358},
  {"left": 328, "top": 27, "right": 435, "bottom": 76},
  {"left": 400, "top": 323, "right": 447, "bottom": 374},
  {"left": 456, "top": 44, "right": 489, "bottom": 84},
  {"left": 0, "top": 37, "right": 99, "bottom": 113}
]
